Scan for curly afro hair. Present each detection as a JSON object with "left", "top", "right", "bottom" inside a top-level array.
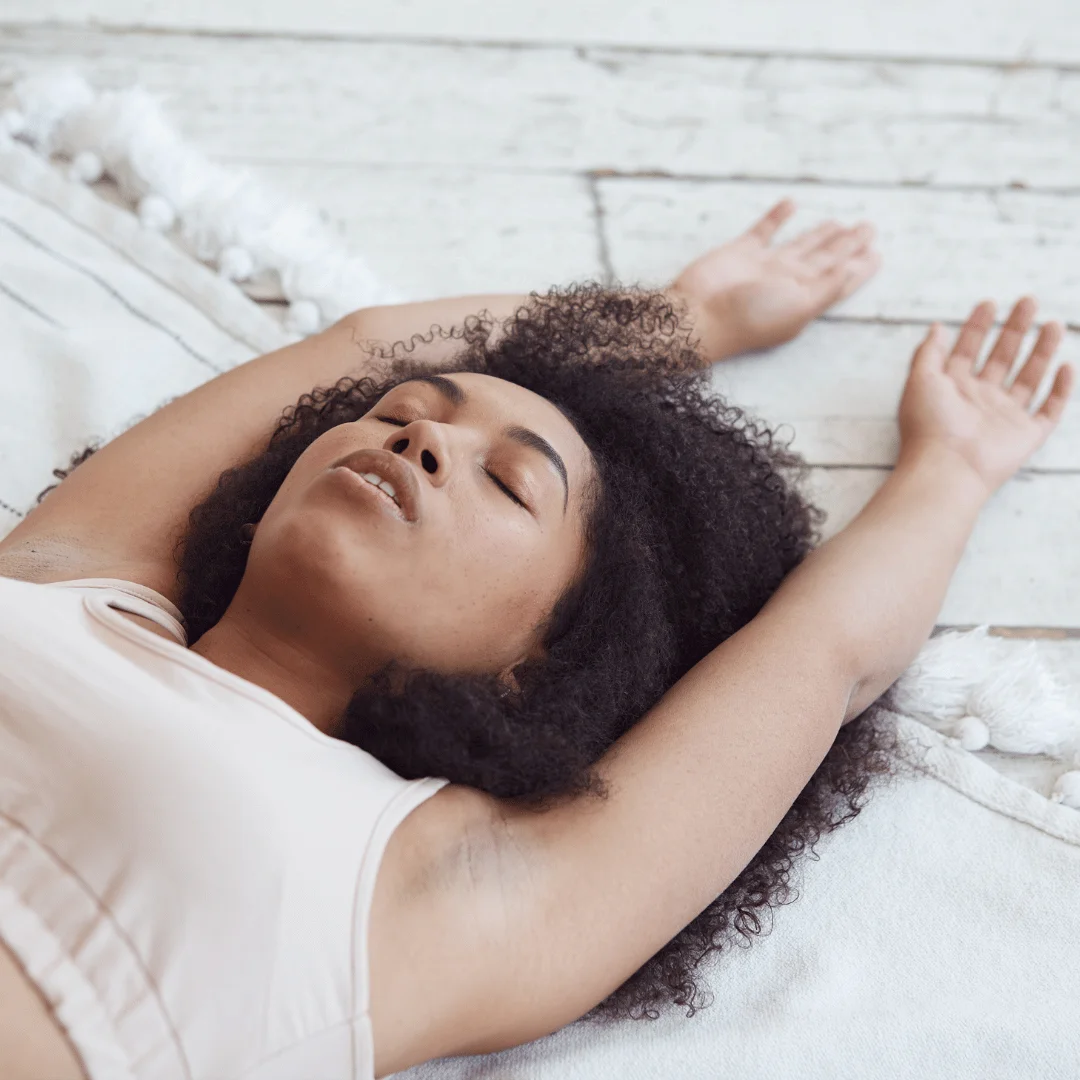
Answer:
[{"left": 44, "top": 284, "right": 903, "bottom": 1023}]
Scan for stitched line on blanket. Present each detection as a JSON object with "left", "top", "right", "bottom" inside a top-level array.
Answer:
[
  {"left": 0, "top": 498, "right": 24, "bottom": 518},
  {"left": 0, "top": 217, "right": 222, "bottom": 374},
  {"left": 0, "top": 277, "right": 65, "bottom": 328},
  {"left": 7, "top": 155, "right": 269, "bottom": 353}
]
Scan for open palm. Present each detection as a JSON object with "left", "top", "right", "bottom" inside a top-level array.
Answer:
[
  {"left": 671, "top": 199, "right": 880, "bottom": 359},
  {"left": 899, "top": 298, "right": 1074, "bottom": 494}
]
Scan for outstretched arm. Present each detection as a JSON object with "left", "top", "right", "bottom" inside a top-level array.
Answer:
[
  {"left": 0, "top": 293, "right": 525, "bottom": 597},
  {"left": 374, "top": 301, "right": 1072, "bottom": 1071},
  {"left": 0, "top": 202, "right": 875, "bottom": 600}
]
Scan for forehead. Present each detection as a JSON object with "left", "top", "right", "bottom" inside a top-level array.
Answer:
[{"left": 395, "top": 371, "right": 594, "bottom": 491}]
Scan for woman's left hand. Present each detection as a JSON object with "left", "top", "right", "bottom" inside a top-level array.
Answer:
[{"left": 668, "top": 199, "right": 881, "bottom": 364}]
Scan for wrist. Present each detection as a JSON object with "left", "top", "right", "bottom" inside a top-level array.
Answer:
[
  {"left": 663, "top": 285, "right": 743, "bottom": 364},
  {"left": 894, "top": 438, "right": 995, "bottom": 507}
]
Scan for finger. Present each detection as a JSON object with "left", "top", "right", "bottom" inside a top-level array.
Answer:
[
  {"left": 1034, "top": 363, "right": 1075, "bottom": 428},
  {"left": 1009, "top": 320, "right": 1064, "bottom": 408},
  {"left": 785, "top": 220, "right": 844, "bottom": 256},
  {"left": 808, "top": 223, "right": 876, "bottom": 269},
  {"left": 944, "top": 300, "right": 996, "bottom": 376},
  {"left": 911, "top": 322, "right": 949, "bottom": 374},
  {"left": 818, "top": 247, "right": 881, "bottom": 305},
  {"left": 979, "top": 296, "right": 1037, "bottom": 385},
  {"left": 744, "top": 199, "right": 796, "bottom": 244}
]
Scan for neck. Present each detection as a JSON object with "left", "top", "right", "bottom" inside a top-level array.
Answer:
[{"left": 190, "top": 610, "right": 357, "bottom": 735}]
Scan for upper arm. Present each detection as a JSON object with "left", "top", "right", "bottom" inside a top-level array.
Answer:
[
  {"left": 374, "top": 609, "right": 857, "bottom": 1063},
  {"left": 0, "top": 311, "right": 479, "bottom": 598}
]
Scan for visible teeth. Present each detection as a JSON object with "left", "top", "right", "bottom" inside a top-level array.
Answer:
[{"left": 356, "top": 470, "right": 400, "bottom": 506}]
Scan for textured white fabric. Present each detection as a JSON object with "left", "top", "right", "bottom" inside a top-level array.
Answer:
[
  {"left": 0, "top": 140, "right": 290, "bottom": 538},
  {"left": 3, "top": 70, "right": 398, "bottom": 331},
  {"left": 0, "top": 574, "right": 449, "bottom": 1080}
]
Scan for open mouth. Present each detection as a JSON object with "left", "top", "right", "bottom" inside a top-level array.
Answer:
[
  {"left": 329, "top": 448, "right": 421, "bottom": 522},
  {"left": 354, "top": 470, "right": 402, "bottom": 508}
]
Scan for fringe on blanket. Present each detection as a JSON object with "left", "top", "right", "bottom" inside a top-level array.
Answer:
[
  {"left": 0, "top": 69, "right": 399, "bottom": 335},
  {"left": 890, "top": 626, "right": 1080, "bottom": 807}
]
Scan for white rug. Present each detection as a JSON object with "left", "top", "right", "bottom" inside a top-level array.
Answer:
[{"left": 0, "top": 140, "right": 289, "bottom": 531}]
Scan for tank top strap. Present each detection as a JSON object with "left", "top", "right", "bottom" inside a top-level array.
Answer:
[{"left": 47, "top": 578, "right": 189, "bottom": 646}]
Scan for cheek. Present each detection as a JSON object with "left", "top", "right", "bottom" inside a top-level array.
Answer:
[{"left": 407, "top": 511, "right": 573, "bottom": 656}]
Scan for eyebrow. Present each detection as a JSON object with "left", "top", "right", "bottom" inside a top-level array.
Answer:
[
  {"left": 411, "top": 374, "right": 570, "bottom": 512},
  {"left": 413, "top": 373, "right": 466, "bottom": 406}
]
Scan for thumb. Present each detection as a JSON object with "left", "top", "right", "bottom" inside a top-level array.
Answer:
[{"left": 911, "top": 323, "right": 948, "bottom": 373}]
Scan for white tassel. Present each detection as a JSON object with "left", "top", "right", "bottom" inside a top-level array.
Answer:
[
  {"left": 953, "top": 715, "right": 991, "bottom": 752},
  {"left": 893, "top": 627, "right": 1080, "bottom": 788},
  {"left": 1, "top": 108, "right": 26, "bottom": 139},
  {"left": 68, "top": 149, "right": 104, "bottom": 183},
  {"left": 218, "top": 246, "right": 255, "bottom": 282},
  {"left": 7, "top": 70, "right": 93, "bottom": 153},
  {"left": 1050, "top": 771, "right": 1080, "bottom": 809},
  {"left": 2, "top": 69, "right": 398, "bottom": 333},
  {"left": 137, "top": 193, "right": 176, "bottom": 231}
]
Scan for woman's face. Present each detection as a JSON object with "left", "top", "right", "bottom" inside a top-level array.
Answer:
[{"left": 236, "top": 372, "right": 595, "bottom": 685}]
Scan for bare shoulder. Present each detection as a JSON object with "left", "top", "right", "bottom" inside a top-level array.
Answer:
[{"left": 367, "top": 783, "right": 537, "bottom": 1076}]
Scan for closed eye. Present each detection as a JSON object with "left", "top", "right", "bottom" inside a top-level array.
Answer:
[
  {"left": 375, "top": 416, "right": 409, "bottom": 427},
  {"left": 487, "top": 470, "right": 527, "bottom": 508}
]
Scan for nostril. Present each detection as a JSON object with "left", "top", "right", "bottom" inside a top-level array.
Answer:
[
  {"left": 421, "top": 449, "right": 437, "bottom": 474},
  {"left": 391, "top": 438, "right": 409, "bottom": 454}
]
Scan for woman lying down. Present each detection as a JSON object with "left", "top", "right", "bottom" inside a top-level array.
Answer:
[{"left": 0, "top": 199, "right": 1073, "bottom": 1080}]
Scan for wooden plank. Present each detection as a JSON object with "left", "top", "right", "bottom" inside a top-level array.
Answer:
[
  {"left": 599, "top": 179, "right": 1080, "bottom": 326},
  {"left": 709, "top": 320, "right": 1080, "bottom": 470},
  {"left": 807, "top": 469, "right": 1079, "bottom": 628},
  {"left": 241, "top": 170, "right": 1080, "bottom": 472},
  {"left": 2, "top": 30, "right": 1077, "bottom": 189},
  {"left": 91, "top": 165, "right": 1080, "bottom": 475},
  {"left": 2, "top": 0, "right": 1080, "bottom": 65},
  {"left": 248, "top": 164, "right": 601, "bottom": 300}
]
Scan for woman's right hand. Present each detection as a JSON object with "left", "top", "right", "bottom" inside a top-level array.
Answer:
[{"left": 897, "top": 297, "right": 1074, "bottom": 496}]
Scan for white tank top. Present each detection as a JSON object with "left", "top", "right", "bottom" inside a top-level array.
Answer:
[{"left": 0, "top": 574, "right": 449, "bottom": 1080}]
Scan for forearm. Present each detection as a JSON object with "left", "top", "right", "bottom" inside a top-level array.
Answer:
[{"left": 776, "top": 441, "right": 992, "bottom": 721}]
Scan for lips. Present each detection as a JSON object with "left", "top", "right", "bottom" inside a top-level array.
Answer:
[{"left": 330, "top": 448, "right": 422, "bottom": 523}]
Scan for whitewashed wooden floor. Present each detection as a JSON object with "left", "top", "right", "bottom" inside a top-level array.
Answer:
[{"left": 1, "top": 2, "right": 1078, "bottom": 639}]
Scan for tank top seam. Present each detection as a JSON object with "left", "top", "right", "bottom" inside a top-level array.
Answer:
[
  {"left": 231, "top": 778, "right": 448, "bottom": 1080},
  {"left": 46, "top": 578, "right": 187, "bottom": 631},
  {"left": 350, "top": 776, "right": 450, "bottom": 1080},
  {"left": 233, "top": 1015, "right": 357, "bottom": 1080},
  {"left": 0, "top": 806, "right": 194, "bottom": 1080}
]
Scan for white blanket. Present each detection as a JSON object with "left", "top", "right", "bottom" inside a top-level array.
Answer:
[
  {"left": 0, "top": 141, "right": 288, "bottom": 533},
  {"left": 2, "top": 142, "right": 1078, "bottom": 1080}
]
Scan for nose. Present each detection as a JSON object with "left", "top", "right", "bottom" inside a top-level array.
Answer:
[{"left": 384, "top": 418, "right": 452, "bottom": 485}]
